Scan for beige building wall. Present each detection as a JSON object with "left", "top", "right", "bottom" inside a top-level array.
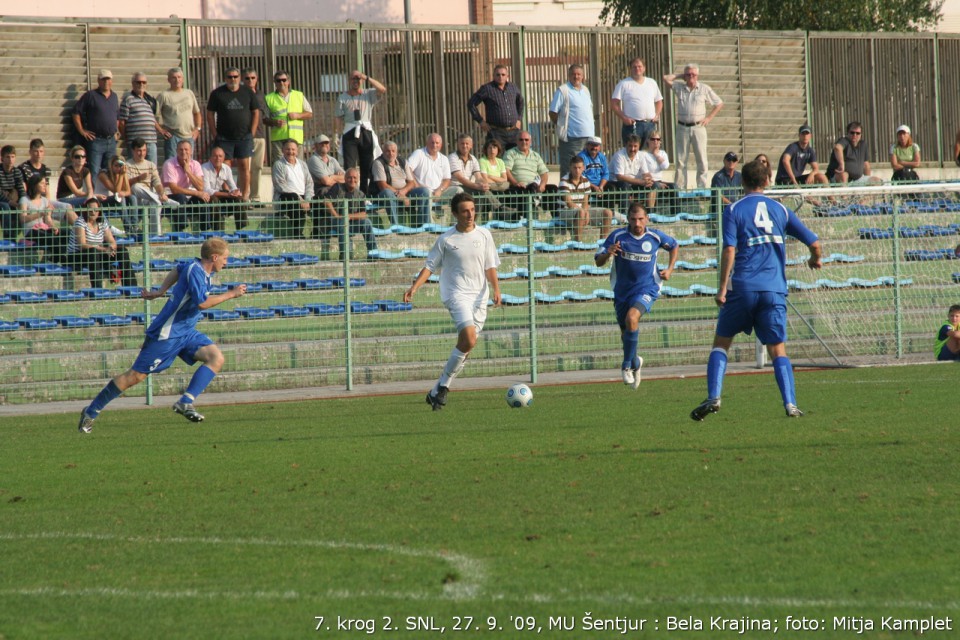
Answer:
[
  {"left": 493, "top": 0, "right": 606, "bottom": 26},
  {"left": 4, "top": 0, "right": 468, "bottom": 23}
]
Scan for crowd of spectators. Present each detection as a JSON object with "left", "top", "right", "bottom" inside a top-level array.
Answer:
[{"left": 0, "top": 57, "right": 943, "bottom": 271}]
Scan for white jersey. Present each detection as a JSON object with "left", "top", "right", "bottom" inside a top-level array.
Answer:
[{"left": 425, "top": 225, "right": 500, "bottom": 305}]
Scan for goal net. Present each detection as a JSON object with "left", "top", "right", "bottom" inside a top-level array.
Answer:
[{"left": 766, "top": 181, "right": 960, "bottom": 368}]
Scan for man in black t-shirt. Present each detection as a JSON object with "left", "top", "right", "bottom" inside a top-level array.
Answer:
[{"left": 206, "top": 67, "right": 260, "bottom": 201}]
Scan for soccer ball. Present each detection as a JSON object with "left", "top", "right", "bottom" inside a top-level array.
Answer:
[{"left": 506, "top": 383, "right": 533, "bottom": 408}]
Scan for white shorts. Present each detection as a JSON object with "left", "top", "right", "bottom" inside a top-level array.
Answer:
[{"left": 445, "top": 294, "right": 488, "bottom": 333}]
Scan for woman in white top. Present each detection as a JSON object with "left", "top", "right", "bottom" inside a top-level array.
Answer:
[
  {"left": 19, "top": 173, "right": 74, "bottom": 263},
  {"left": 68, "top": 198, "right": 137, "bottom": 287},
  {"left": 272, "top": 139, "right": 315, "bottom": 238},
  {"left": 638, "top": 131, "right": 673, "bottom": 212}
]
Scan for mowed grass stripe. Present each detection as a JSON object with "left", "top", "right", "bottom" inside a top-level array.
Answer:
[{"left": 1, "top": 364, "right": 957, "bottom": 638}]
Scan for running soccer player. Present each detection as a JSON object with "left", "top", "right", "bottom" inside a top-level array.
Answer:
[
  {"left": 78, "top": 237, "right": 247, "bottom": 432},
  {"left": 691, "top": 159, "right": 822, "bottom": 421},
  {"left": 403, "top": 192, "right": 502, "bottom": 410},
  {"left": 595, "top": 201, "right": 678, "bottom": 389}
]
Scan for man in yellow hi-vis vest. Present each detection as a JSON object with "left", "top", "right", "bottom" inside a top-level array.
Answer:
[{"left": 264, "top": 70, "right": 313, "bottom": 160}]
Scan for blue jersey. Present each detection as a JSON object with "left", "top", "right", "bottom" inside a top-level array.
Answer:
[
  {"left": 598, "top": 227, "right": 677, "bottom": 303},
  {"left": 577, "top": 149, "right": 610, "bottom": 186},
  {"left": 722, "top": 193, "right": 818, "bottom": 294},
  {"left": 146, "top": 259, "right": 211, "bottom": 341}
]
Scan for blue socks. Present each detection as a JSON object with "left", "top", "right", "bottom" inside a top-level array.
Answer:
[
  {"left": 621, "top": 329, "right": 639, "bottom": 370},
  {"left": 706, "top": 348, "right": 727, "bottom": 400},
  {"left": 180, "top": 365, "right": 217, "bottom": 405},
  {"left": 773, "top": 356, "right": 797, "bottom": 406},
  {"left": 87, "top": 379, "right": 123, "bottom": 418}
]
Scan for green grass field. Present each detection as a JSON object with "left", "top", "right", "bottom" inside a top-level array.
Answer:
[{"left": 2, "top": 364, "right": 958, "bottom": 639}]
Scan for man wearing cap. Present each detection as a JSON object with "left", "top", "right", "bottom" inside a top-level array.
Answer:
[
  {"left": 612, "top": 57, "right": 663, "bottom": 148},
  {"left": 119, "top": 72, "right": 161, "bottom": 165},
  {"left": 72, "top": 69, "right": 120, "bottom": 177},
  {"left": 776, "top": 125, "right": 828, "bottom": 187},
  {"left": 711, "top": 152, "right": 743, "bottom": 206},
  {"left": 577, "top": 136, "right": 611, "bottom": 194},
  {"left": 663, "top": 63, "right": 723, "bottom": 190},
  {"left": 826, "top": 121, "right": 881, "bottom": 185},
  {"left": 307, "top": 135, "right": 345, "bottom": 200},
  {"left": 549, "top": 63, "right": 595, "bottom": 170}
]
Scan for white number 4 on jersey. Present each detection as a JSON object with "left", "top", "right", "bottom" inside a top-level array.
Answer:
[{"left": 753, "top": 202, "right": 774, "bottom": 233}]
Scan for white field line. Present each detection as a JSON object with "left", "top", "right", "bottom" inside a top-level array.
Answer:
[
  {"left": 2, "top": 533, "right": 957, "bottom": 612},
  {"left": 0, "top": 531, "right": 485, "bottom": 601}
]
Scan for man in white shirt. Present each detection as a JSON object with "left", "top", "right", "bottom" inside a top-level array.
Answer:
[
  {"left": 404, "top": 193, "right": 502, "bottom": 411},
  {"left": 448, "top": 134, "right": 504, "bottom": 221},
  {"left": 201, "top": 146, "right": 244, "bottom": 231},
  {"left": 126, "top": 137, "right": 178, "bottom": 235},
  {"left": 611, "top": 58, "right": 663, "bottom": 147},
  {"left": 407, "top": 133, "right": 461, "bottom": 226},
  {"left": 611, "top": 134, "right": 645, "bottom": 212}
]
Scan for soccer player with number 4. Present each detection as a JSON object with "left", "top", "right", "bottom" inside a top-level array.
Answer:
[{"left": 691, "top": 159, "right": 822, "bottom": 422}]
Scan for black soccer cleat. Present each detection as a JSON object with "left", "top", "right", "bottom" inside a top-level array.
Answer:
[{"left": 690, "top": 397, "right": 721, "bottom": 422}]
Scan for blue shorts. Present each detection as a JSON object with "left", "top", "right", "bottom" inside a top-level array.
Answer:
[
  {"left": 131, "top": 330, "right": 214, "bottom": 374},
  {"left": 716, "top": 289, "right": 787, "bottom": 345},
  {"left": 937, "top": 345, "right": 960, "bottom": 361},
  {"left": 615, "top": 293, "right": 655, "bottom": 330}
]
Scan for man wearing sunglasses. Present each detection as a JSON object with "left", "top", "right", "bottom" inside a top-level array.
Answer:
[
  {"left": 240, "top": 69, "right": 270, "bottom": 203},
  {"left": 826, "top": 122, "right": 881, "bottom": 185},
  {"left": 119, "top": 73, "right": 160, "bottom": 165},
  {"left": 206, "top": 67, "right": 260, "bottom": 201},
  {"left": 264, "top": 70, "right": 313, "bottom": 160}
]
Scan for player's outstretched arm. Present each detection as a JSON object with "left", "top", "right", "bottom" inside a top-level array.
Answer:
[
  {"left": 200, "top": 284, "right": 247, "bottom": 310},
  {"left": 403, "top": 268, "right": 433, "bottom": 303}
]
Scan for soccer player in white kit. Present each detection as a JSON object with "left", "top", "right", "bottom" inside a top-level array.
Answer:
[{"left": 404, "top": 192, "right": 502, "bottom": 410}]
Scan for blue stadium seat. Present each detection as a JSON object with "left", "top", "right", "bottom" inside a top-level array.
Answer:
[{"left": 17, "top": 317, "right": 58, "bottom": 330}]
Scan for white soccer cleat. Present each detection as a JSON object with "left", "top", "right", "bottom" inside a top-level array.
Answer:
[
  {"left": 632, "top": 357, "right": 644, "bottom": 390},
  {"left": 621, "top": 368, "right": 635, "bottom": 386},
  {"left": 78, "top": 409, "right": 95, "bottom": 434},
  {"left": 785, "top": 404, "right": 804, "bottom": 417}
]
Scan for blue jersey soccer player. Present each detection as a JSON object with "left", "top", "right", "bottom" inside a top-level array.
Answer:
[
  {"left": 78, "top": 237, "right": 247, "bottom": 432},
  {"left": 595, "top": 202, "right": 678, "bottom": 389},
  {"left": 404, "top": 192, "right": 502, "bottom": 410},
  {"left": 690, "top": 159, "right": 822, "bottom": 421}
]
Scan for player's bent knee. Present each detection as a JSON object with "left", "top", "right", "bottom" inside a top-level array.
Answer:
[{"left": 195, "top": 346, "right": 226, "bottom": 372}]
